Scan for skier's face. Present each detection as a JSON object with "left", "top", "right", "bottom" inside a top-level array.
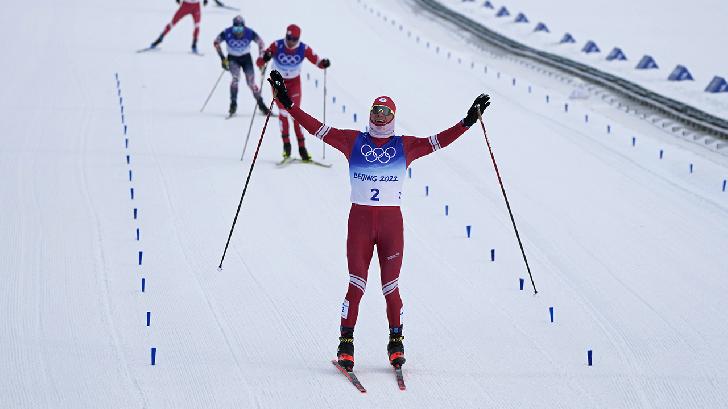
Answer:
[
  {"left": 285, "top": 35, "right": 299, "bottom": 49},
  {"left": 370, "top": 105, "right": 394, "bottom": 125}
]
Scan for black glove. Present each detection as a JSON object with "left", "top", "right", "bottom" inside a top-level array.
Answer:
[
  {"left": 319, "top": 58, "right": 331, "bottom": 69},
  {"left": 268, "top": 70, "right": 293, "bottom": 109},
  {"left": 262, "top": 51, "right": 272, "bottom": 63},
  {"left": 463, "top": 94, "right": 491, "bottom": 127},
  {"left": 221, "top": 56, "right": 229, "bottom": 71}
]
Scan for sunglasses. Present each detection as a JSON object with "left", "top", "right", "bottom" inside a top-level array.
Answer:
[
  {"left": 232, "top": 26, "right": 244, "bottom": 33},
  {"left": 370, "top": 105, "right": 393, "bottom": 116},
  {"left": 285, "top": 35, "right": 299, "bottom": 42}
]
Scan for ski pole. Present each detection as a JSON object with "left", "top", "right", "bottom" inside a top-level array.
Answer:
[
  {"left": 200, "top": 70, "right": 225, "bottom": 113},
  {"left": 322, "top": 68, "right": 327, "bottom": 160},
  {"left": 219, "top": 99, "right": 276, "bottom": 270},
  {"left": 241, "top": 65, "right": 269, "bottom": 161},
  {"left": 477, "top": 114, "right": 538, "bottom": 294}
]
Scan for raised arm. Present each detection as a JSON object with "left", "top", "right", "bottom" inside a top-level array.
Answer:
[
  {"left": 403, "top": 94, "right": 491, "bottom": 166},
  {"left": 268, "top": 70, "right": 357, "bottom": 158}
]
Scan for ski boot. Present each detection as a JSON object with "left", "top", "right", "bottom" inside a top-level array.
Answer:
[
  {"left": 256, "top": 96, "right": 271, "bottom": 115},
  {"left": 229, "top": 100, "right": 237, "bottom": 116},
  {"left": 337, "top": 327, "right": 355, "bottom": 371},
  {"left": 282, "top": 142, "right": 292, "bottom": 159},
  {"left": 299, "top": 146, "right": 312, "bottom": 162},
  {"left": 150, "top": 34, "right": 164, "bottom": 49},
  {"left": 387, "top": 326, "right": 406, "bottom": 367},
  {"left": 191, "top": 39, "right": 198, "bottom": 54}
]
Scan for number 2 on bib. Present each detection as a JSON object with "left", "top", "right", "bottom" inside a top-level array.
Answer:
[{"left": 370, "top": 189, "right": 380, "bottom": 201}]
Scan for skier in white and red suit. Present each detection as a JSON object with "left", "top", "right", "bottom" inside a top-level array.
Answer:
[
  {"left": 267, "top": 70, "right": 491, "bottom": 371},
  {"left": 256, "top": 24, "right": 330, "bottom": 162},
  {"left": 149, "top": 0, "right": 208, "bottom": 53}
]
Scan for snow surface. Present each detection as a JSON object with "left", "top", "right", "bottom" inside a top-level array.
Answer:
[
  {"left": 1, "top": 0, "right": 727, "bottom": 408},
  {"left": 443, "top": 0, "right": 728, "bottom": 119}
]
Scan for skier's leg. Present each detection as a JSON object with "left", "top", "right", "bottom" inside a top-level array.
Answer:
[
  {"left": 342, "top": 204, "right": 375, "bottom": 329},
  {"left": 376, "top": 207, "right": 406, "bottom": 366},
  {"left": 187, "top": 3, "right": 200, "bottom": 51},
  {"left": 191, "top": 3, "right": 201, "bottom": 46},
  {"left": 275, "top": 101, "right": 291, "bottom": 157},
  {"left": 161, "top": 3, "right": 189, "bottom": 37},
  {"left": 228, "top": 59, "right": 241, "bottom": 113},
  {"left": 242, "top": 55, "right": 270, "bottom": 115},
  {"left": 376, "top": 207, "right": 404, "bottom": 328}
]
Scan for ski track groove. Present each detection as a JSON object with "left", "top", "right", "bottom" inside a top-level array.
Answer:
[
  {"left": 141, "top": 119, "right": 256, "bottom": 408},
  {"left": 79, "top": 96, "right": 148, "bottom": 408}
]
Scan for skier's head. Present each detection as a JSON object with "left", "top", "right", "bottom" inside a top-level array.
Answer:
[
  {"left": 232, "top": 15, "right": 245, "bottom": 36},
  {"left": 368, "top": 96, "right": 396, "bottom": 138},
  {"left": 285, "top": 24, "right": 301, "bottom": 48}
]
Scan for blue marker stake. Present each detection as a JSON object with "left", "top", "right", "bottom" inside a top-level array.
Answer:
[
  {"left": 146, "top": 311, "right": 151, "bottom": 326},
  {"left": 126, "top": 155, "right": 130, "bottom": 165},
  {"left": 585, "top": 114, "right": 589, "bottom": 123},
  {"left": 484, "top": 66, "right": 487, "bottom": 73},
  {"left": 125, "top": 138, "right": 129, "bottom": 148},
  {"left": 315, "top": 79, "right": 318, "bottom": 88},
  {"left": 546, "top": 95, "right": 550, "bottom": 103},
  {"left": 130, "top": 188, "right": 134, "bottom": 200},
  {"left": 138, "top": 251, "right": 143, "bottom": 266},
  {"left": 445, "top": 205, "right": 449, "bottom": 216},
  {"left": 425, "top": 185, "right": 429, "bottom": 196},
  {"left": 353, "top": 113, "right": 357, "bottom": 122},
  {"left": 151, "top": 347, "right": 157, "bottom": 365},
  {"left": 306, "top": 73, "right": 310, "bottom": 81},
  {"left": 549, "top": 307, "right": 554, "bottom": 323},
  {"left": 689, "top": 163, "right": 693, "bottom": 173},
  {"left": 490, "top": 249, "right": 495, "bottom": 262},
  {"left": 607, "top": 125, "right": 611, "bottom": 134},
  {"left": 497, "top": 72, "right": 500, "bottom": 79},
  {"left": 723, "top": 180, "right": 726, "bottom": 192},
  {"left": 519, "top": 278, "right": 524, "bottom": 291},
  {"left": 129, "top": 170, "right": 132, "bottom": 181},
  {"left": 512, "top": 78, "right": 516, "bottom": 86},
  {"left": 528, "top": 85, "right": 532, "bottom": 93},
  {"left": 587, "top": 350, "right": 593, "bottom": 366},
  {"left": 659, "top": 149, "right": 664, "bottom": 159},
  {"left": 124, "top": 125, "right": 127, "bottom": 135},
  {"left": 632, "top": 137, "right": 636, "bottom": 146},
  {"left": 408, "top": 168, "right": 412, "bottom": 178},
  {"left": 333, "top": 96, "right": 336, "bottom": 104},
  {"left": 342, "top": 105, "right": 346, "bottom": 113},
  {"left": 136, "top": 228, "right": 140, "bottom": 241},
  {"left": 121, "top": 114, "right": 125, "bottom": 124},
  {"left": 564, "top": 103, "right": 568, "bottom": 113},
  {"left": 466, "top": 225, "right": 471, "bottom": 238},
  {"left": 141, "top": 277, "right": 146, "bottom": 292},
  {"left": 133, "top": 208, "right": 138, "bottom": 220}
]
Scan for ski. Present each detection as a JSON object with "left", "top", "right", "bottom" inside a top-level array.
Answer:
[
  {"left": 393, "top": 365, "right": 406, "bottom": 390},
  {"left": 136, "top": 47, "right": 159, "bottom": 53},
  {"left": 331, "top": 360, "right": 366, "bottom": 393},
  {"left": 214, "top": 1, "right": 240, "bottom": 10},
  {"left": 225, "top": 113, "right": 236, "bottom": 120},
  {"left": 275, "top": 157, "right": 295, "bottom": 168},
  {"left": 290, "top": 158, "right": 333, "bottom": 168}
]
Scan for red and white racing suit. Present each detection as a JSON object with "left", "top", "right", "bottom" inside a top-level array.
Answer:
[
  {"left": 257, "top": 41, "right": 326, "bottom": 149},
  {"left": 288, "top": 105, "right": 470, "bottom": 330},
  {"left": 161, "top": 0, "right": 202, "bottom": 42}
]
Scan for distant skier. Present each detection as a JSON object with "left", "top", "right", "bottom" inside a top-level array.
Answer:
[
  {"left": 267, "top": 69, "right": 490, "bottom": 370},
  {"left": 214, "top": 16, "right": 270, "bottom": 116},
  {"left": 256, "top": 24, "right": 330, "bottom": 162},
  {"left": 149, "top": 0, "right": 208, "bottom": 53}
]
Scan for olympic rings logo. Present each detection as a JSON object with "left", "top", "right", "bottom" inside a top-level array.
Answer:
[
  {"left": 229, "top": 39, "right": 250, "bottom": 48},
  {"left": 277, "top": 54, "right": 302, "bottom": 65},
  {"left": 361, "top": 144, "right": 397, "bottom": 164}
]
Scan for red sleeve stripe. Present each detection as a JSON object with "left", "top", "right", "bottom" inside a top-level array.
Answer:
[
  {"left": 315, "top": 124, "right": 331, "bottom": 140},
  {"left": 428, "top": 135, "right": 442, "bottom": 151}
]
